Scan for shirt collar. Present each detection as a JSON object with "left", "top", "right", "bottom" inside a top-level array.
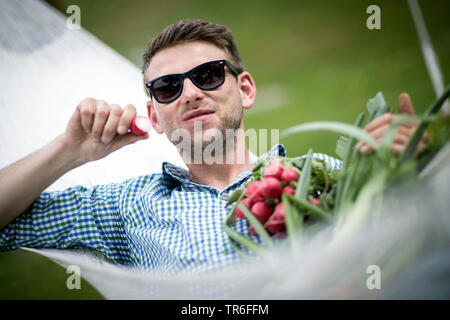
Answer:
[{"left": 161, "top": 144, "right": 287, "bottom": 188}]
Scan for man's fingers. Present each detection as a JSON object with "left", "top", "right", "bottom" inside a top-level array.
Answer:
[
  {"left": 91, "top": 100, "right": 109, "bottom": 141},
  {"left": 357, "top": 120, "right": 420, "bottom": 150},
  {"left": 357, "top": 124, "right": 412, "bottom": 150},
  {"left": 357, "top": 131, "right": 428, "bottom": 155},
  {"left": 102, "top": 104, "right": 122, "bottom": 144},
  {"left": 392, "top": 131, "right": 413, "bottom": 146},
  {"left": 390, "top": 143, "right": 405, "bottom": 155},
  {"left": 117, "top": 104, "right": 137, "bottom": 135},
  {"left": 371, "top": 124, "right": 415, "bottom": 141},
  {"left": 415, "top": 140, "right": 426, "bottom": 155},
  {"left": 79, "top": 98, "right": 97, "bottom": 133},
  {"left": 358, "top": 131, "right": 409, "bottom": 154},
  {"left": 363, "top": 113, "right": 396, "bottom": 132},
  {"left": 363, "top": 93, "right": 418, "bottom": 134},
  {"left": 77, "top": 100, "right": 141, "bottom": 144},
  {"left": 398, "top": 93, "right": 416, "bottom": 116},
  {"left": 365, "top": 123, "right": 390, "bottom": 140},
  {"left": 359, "top": 143, "right": 373, "bottom": 155},
  {"left": 390, "top": 140, "right": 425, "bottom": 155},
  {"left": 423, "top": 131, "right": 432, "bottom": 144},
  {"left": 363, "top": 112, "right": 417, "bottom": 134}
]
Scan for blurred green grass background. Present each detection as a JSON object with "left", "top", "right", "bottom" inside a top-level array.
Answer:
[
  {"left": 1, "top": 0, "right": 449, "bottom": 299},
  {"left": 47, "top": 0, "right": 450, "bottom": 158}
]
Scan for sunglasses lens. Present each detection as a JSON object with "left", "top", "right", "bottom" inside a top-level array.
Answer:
[
  {"left": 192, "top": 62, "right": 224, "bottom": 89},
  {"left": 152, "top": 75, "right": 181, "bottom": 102},
  {"left": 149, "top": 61, "right": 229, "bottom": 103}
]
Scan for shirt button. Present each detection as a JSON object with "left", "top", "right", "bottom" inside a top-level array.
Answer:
[{"left": 219, "top": 193, "right": 229, "bottom": 201}]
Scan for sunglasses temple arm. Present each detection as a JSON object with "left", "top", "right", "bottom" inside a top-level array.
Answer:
[{"left": 225, "top": 61, "right": 240, "bottom": 77}]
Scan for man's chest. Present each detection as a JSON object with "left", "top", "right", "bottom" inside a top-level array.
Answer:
[{"left": 122, "top": 189, "right": 245, "bottom": 271}]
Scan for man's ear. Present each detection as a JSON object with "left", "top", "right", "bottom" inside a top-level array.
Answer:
[
  {"left": 146, "top": 100, "right": 164, "bottom": 134},
  {"left": 238, "top": 71, "right": 256, "bottom": 110}
]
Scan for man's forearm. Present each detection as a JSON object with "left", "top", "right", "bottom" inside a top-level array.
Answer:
[
  {"left": 0, "top": 134, "right": 83, "bottom": 228},
  {"left": 0, "top": 98, "right": 147, "bottom": 229}
]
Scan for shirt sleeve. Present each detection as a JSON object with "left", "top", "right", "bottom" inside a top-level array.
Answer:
[
  {"left": 295, "top": 152, "right": 343, "bottom": 170},
  {"left": 0, "top": 181, "right": 132, "bottom": 264},
  {"left": 310, "top": 153, "right": 343, "bottom": 170}
]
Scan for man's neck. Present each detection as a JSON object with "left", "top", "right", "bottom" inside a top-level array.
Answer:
[{"left": 184, "top": 147, "right": 255, "bottom": 191}]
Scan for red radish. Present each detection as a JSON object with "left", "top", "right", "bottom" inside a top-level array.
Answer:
[
  {"left": 264, "top": 159, "right": 284, "bottom": 179},
  {"left": 264, "top": 215, "right": 286, "bottom": 234},
  {"left": 250, "top": 201, "right": 272, "bottom": 224},
  {"left": 235, "top": 198, "right": 253, "bottom": 219},
  {"left": 261, "top": 177, "right": 282, "bottom": 199},
  {"left": 273, "top": 203, "right": 285, "bottom": 221},
  {"left": 309, "top": 198, "right": 320, "bottom": 206},
  {"left": 265, "top": 203, "right": 286, "bottom": 234},
  {"left": 245, "top": 181, "right": 264, "bottom": 203},
  {"left": 130, "top": 116, "right": 151, "bottom": 135},
  {"left": 281, "top": 168, "right": 299, "bottom": 184},
  {"left": 282, "top": 186, "right": 296, "bottom": 196},
  {"left": 274, "top": 231, "right": 287, "bottom": 238}
]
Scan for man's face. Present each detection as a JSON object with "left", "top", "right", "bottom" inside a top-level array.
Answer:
[{"left": 145, "top": 41, "right": 250, "bottom": 153}]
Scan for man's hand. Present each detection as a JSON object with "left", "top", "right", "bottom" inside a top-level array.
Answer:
[
  {"left": 356, "top": 93, "right": 431, "bottom": 155},
  {"left": 63, "top": 98, "right": 149, "bottom": 165},
  {"left": 0, "top": 98, "right": 149, "bottom": 226}
]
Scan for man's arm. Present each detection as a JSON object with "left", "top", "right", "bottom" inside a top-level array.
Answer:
[
  {"left": 0, "top": 98, "right": 148, "bottom": 228},
  {"left": 0, "top": 134, "right": 80, "bottom": 228}
]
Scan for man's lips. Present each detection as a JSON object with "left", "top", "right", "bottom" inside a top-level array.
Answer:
[{"left": 182, "top": 109, "right": 215, "bottom": 122}]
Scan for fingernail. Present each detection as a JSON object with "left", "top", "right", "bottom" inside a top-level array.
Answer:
[
  {"left": 360, "top": 145, "right": 369, "bottom": 154},
  {"left": 118, "top": 126, "right": 127, "bottom": 135}
]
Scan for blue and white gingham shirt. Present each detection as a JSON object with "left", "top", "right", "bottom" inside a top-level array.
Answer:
[{"left": 0, "top": 144, "right": 342, "bottom": 273}]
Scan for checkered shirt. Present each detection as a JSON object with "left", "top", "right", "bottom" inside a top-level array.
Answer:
[{"left": 0, "top": 144, "right": 342, "bottom": 273}]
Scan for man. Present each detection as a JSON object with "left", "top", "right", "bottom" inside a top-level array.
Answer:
[{"left": 0, "top": 20, "right": 428, "bottom": 273}]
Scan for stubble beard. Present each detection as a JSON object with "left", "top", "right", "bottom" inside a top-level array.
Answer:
[{"left": 167, "top": 102, "right": 244, "bottom": 163}]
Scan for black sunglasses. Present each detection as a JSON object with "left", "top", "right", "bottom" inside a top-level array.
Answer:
[{"left": 145, "top": 59, "right": 240, "bottom": 104}]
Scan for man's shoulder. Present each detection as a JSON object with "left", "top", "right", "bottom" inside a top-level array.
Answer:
[
  {"left": 106, "top": 172, "right": 172, "bottom": 203},
  {"left": 119, "top": 172, "right": 165, "bottom": 191}
]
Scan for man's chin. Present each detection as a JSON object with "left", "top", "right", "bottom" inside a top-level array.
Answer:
[{"left": 182, "top": 119, "right": 221, "bottom": 135}]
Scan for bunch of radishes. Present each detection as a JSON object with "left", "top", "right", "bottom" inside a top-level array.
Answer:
[{"left": 232, "top": 158, "right": 319, "bottom": 237}]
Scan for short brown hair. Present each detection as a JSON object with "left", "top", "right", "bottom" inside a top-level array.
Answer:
[{"left": 142, "top": 19, "right": 245, "bottom": 95}]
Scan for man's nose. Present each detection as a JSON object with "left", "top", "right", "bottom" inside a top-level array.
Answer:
[{"left": 179, "top": 77, "right": 205, "bottom": 104}]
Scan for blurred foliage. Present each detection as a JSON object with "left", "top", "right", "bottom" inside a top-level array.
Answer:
[
  {"left": 46, "top": 0, "right": 450, "bottom": 157},
  {"left": 0, "top": 249, "right": 103, "bottom": 299},
  {"left": 1, "top": 0, "right": 449, "bottom": 299}
]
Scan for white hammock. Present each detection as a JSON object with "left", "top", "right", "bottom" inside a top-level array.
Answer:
[
  {"left": 1, "top": 0, "right": 449, "bottom": 299},
  {"left": 0, "top": 0, "right": 187, "bottom": 189}
]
